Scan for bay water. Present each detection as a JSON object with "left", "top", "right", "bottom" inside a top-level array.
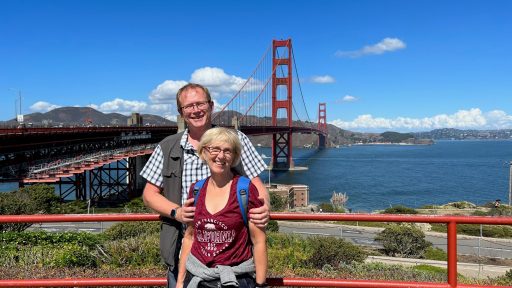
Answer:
[
  {"left": 258, "top": 140, "right": 511, "bottom": 212},
  {"left": 2, "top": 140, "right": 510, "bottom": 212}
]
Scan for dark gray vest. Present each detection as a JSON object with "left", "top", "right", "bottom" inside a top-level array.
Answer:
[{"left": 158, "top": 131, "right": 185, "bottom": 269}]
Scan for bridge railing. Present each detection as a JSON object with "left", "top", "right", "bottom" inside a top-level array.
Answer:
[{"left": 1, "top": 213, "right": 511, "bottom": 287}]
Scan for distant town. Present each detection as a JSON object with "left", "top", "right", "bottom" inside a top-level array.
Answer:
[{"left": 413, "top": 128, "right": 512, "bottom": 140}]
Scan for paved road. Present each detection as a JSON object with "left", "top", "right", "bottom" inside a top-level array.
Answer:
[
  {"left": 366, "top": 255, "right": 511, "bottom": 278},
  {"left": 278, "top": 221, "right": 512, "bottom": 259},
  {"left": 28, "top": 221, "right": 116, "bottom": 233}
]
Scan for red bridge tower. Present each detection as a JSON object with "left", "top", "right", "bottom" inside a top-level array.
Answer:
[
  {"left": 318, "top": 102, "right": 327, "bottom": 148},
  {"left": 271, "top": 39, "right": 294, "bottom": 170}
]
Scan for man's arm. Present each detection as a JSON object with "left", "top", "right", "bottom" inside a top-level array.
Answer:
[
  {"left": 249, "top": 176, "right": 270, "bottom": 227},
  {"left": 142, "top": 182, "right": 195, "bottom": 223}
]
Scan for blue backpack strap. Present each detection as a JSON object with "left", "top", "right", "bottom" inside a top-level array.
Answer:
[
  {"left": 193, "top": 178, "right": 207, "bottom": 206},
  {"left": 236, "top": 176, "right": 251, "bottom": 226}
]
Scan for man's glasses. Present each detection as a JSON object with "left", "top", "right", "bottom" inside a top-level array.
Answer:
[
  {"left": 205, "top": 146, "right": 233, "bottom": 157},
  {"left": 180, "top": 101, "right": 210, "bottom": 112}
]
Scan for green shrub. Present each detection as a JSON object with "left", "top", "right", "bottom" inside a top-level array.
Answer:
[
  {"left": 50, "top": 244, "right": 98, "bottom": 268},
  {"left": 505, "top": 269, "right": 512, "bottom": 280},
  {"left": 376, "top": 223, "right": 431, "bottom": 258},
  {"left": 267, "top": 232, "right": 311, "bottom": 272},
  {"left": 488, "top": 205, "right": 512, "bottom": 216},
  {"left": 123, "top": 197, "right": 150, "bottom": 213},
  {"left": 471, "top": 210, "right": 488, "bottom": 216},
  {"left": 318, "top": 202, "right": 344, "bottom": 213},
  {"left": 104, "top": 221, "right": 160, "bottom": 240},
  {"left": 56, "top": 200, "right": 88, "bottom": 214},
  {"left": 413, "top": 264, "right": 447, "bottom": 274},
  {"left": 103, "top": 233, "right": 160, "bottom": 267},
  {"left": 306, "top": 235, "right": 367, "bottom": 268},
  {"left": 1, "top": 231, "right": 102, "bottom": 248},
  {"left": 382, "top": 205, "right": 418, "bottom": 214},
  {"left": 423, "top": 246, "right": 447, "bottom": 261},
  {"left": 443, "top": 201, "right": 476, "bottom": 209},
  {"left": 266, "top": 220, "right": 279, "bottom": 232}
]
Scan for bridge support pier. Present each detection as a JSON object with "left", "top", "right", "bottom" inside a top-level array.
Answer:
[
  {"left": 89, "top": 160, "right": 134, "bottom": 204},
  {"left": 125, "top": 155, "right": 149, "bottom": 199},
  {"left": 270, "top": 132, "right": 294, "bottom": 170},
  {"left": 318, "top": 134, "right": 326, "bottom": 149},
  {"left": 318, "top": 103, "right": 327, "bottom": 148}
]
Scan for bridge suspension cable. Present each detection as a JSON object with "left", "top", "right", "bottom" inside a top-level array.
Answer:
[
  {"left": 291, "top": 45, "right": 314, "bottom": 129},
  {"left": 211, "top": 39, "right": 323, "bottom": 136}
]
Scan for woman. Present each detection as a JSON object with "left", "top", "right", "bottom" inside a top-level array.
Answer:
[{"left": 177, "top": 127, "right": 267, "bottom": 288}]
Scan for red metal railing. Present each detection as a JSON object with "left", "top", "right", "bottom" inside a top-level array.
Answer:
[{"left": 1, "top": 213, "right": 511, "bottom": 287}]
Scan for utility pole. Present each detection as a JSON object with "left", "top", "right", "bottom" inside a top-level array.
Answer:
[
  {"left": 509, "top": 161, "right": 512, "bottom": 206},
  {"left": 9, "top": 88, "right": 22, "bottom": 124}
]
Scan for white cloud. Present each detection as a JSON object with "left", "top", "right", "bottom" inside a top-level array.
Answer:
[
  {"left": 149, "top": 80, "right": 188, "bottom": 104},
  {"left": 30, "top": 101, "right": 61, "bottom": 113},
  {"left": 190, "top": 67, "right": 246, "bottom": 98},
  {"left": 98, "top": 98, "right": 148, "bottom": 114},
  {"left": 329, "top": 108, "right": 512, "bottom": 132},
  {"left": 311, "top": 75, "right": 335, "bottom": 83},
  {"left": 86, "top": 104, "right": 99, "bottom": 110},
  {"left": 341, "top": 95, "right": 357, "bottom": 102},
  {"left": 148, "top": 66, "right": 247, "bottom": 106},
  {"left": 23, "top": 66, "right": 249, "bottom": 120},
  {"left": 335, "top": 37, "right": 406, "bottom": 58}
]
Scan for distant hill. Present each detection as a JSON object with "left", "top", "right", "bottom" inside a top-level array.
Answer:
[
  {"left": 0, "top": 107, "right": 174, "bottom": 126},
  {"left": 0, "top": 107, "right": 434, "bottom": 147}
]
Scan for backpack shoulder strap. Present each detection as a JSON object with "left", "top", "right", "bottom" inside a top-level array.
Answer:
[
  {"left": 236, "top": 176, "right": 251, "bottom": 226},
  {"left": 193, "top": 178, "right": 207, "bottom": 206}
]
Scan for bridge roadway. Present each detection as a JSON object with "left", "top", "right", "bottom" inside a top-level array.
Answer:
[{"left": 0, "top": 125, "right": 323, "bottom": 181}]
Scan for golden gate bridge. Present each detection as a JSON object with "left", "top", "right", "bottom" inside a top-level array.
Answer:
[{"left": 0, "top": 39, "right": 328, "bottom": 202}]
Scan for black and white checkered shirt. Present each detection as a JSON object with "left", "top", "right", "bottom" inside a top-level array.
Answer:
[{"left": 140, "top": 129, "right": 266, "bottom": 205}]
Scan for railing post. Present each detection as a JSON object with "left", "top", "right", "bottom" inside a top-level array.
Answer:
[
  {"left": 232, "top": 116, "right": 239, "bottom": 130},
  {"left": 447, "top": 220, "right": 457, "bottom": 287},
  {"left": 177, "top": 115, "right": 185, "bottom": 132}
]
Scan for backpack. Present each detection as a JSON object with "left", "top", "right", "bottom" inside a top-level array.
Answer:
[{"left": 192, "top": 176, "right": 250, "bottom": 226}]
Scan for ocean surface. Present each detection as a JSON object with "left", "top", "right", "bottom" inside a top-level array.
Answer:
[
  {"left": 258, "top": 140, "right": 511, "bottom": 212},
  {"left": 2, "top": 140, "right": 511, "bottom": 212}
]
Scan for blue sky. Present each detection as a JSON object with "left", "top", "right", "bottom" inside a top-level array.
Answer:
[{"left": 1, "top": 0, "right": 511, "bottom": 132}]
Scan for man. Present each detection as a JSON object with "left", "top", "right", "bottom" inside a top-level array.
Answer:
[{"left": 140, "top": 83, "right": 270, "bottom": 288}]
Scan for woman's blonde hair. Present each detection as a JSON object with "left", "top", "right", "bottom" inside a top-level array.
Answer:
[{"left": 198, "top": 127, "right": 242, "bottom": 167}]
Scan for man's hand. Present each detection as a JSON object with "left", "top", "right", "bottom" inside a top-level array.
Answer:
[
  {"left": 177, "top": 198, "right": 196, "bottom": 224},
  {"left": 249, "top": 197, "right": 270, "bottom": 228}
]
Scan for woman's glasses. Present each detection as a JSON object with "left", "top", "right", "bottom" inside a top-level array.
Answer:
[{"left": 205, "top": 146, "right": 233, "bottom": 157}]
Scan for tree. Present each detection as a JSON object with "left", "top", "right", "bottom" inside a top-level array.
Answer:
[
  {"left": 0, "top": 184, "right": 60, "bottom": 232},
  {"left": 382, "top": 205, "right": 418, "bottom": 214},
  {"left": 307, "top": 236, "right": 367, "bottom": 268},
  {"left": 318, "top": 202, "right": 345, "bottom": 213},
  {"left": 375, "top": 223, "right": 431, "bottom": 258},
  {"left": 270, "top": 192, "right": 286, "bottom": 211}
]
